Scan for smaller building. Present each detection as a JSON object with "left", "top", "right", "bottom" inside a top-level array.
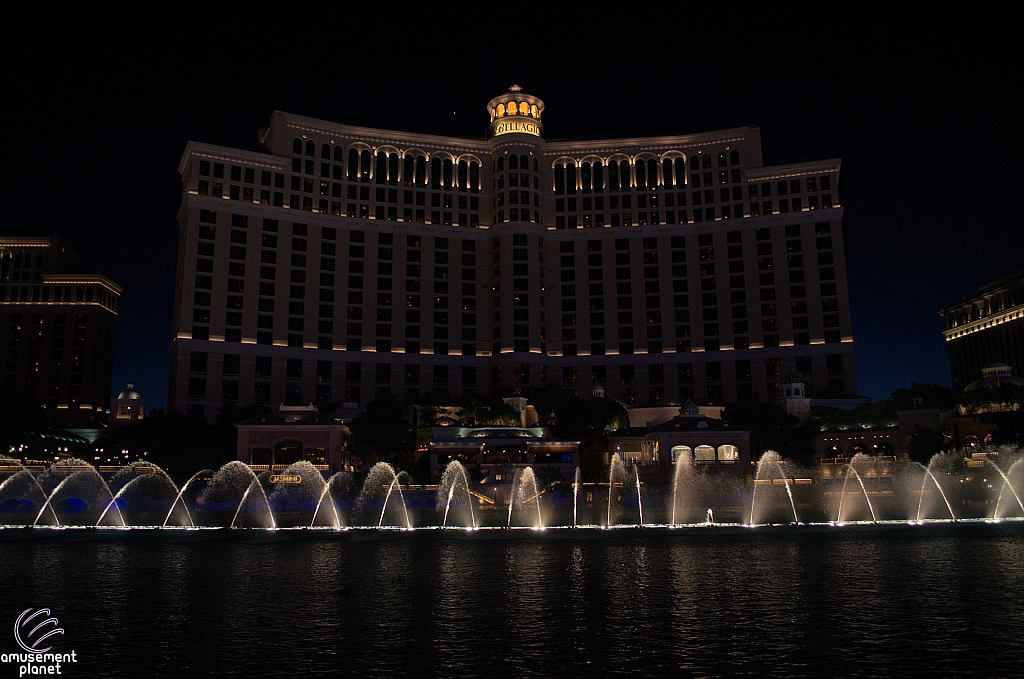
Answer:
[
  {"left": 941, "top": 269, "right": 1024, "bottom": 393},
  {"left": 427, "top": 418, "right": 578, "bottom": 483},
  {"left": 235, "top": 405, "right": 353, "bottom": 474},
  {"left": 109, "top": 383, "right": 146, "bottom": 427},
  {"left": 609, "top": 401, "right": 752, "bottom": 484}
]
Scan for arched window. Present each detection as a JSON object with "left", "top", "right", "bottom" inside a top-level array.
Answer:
[
  {"left": 670, "top": 446, "right": 692, "bottom": 462},
  {"left": 292, "top": 138, "right": 302, "bottom": 154},
  {"left": 443, "top": 158, "right": 453, "bottom": 188},
  {"left": 648, "top": 159, "right": 658, "bottom": 188},
  {"left": 718, "top": 152, "right": 727, "bottom": 167},
  {"left": 334, "top": 146, "right": 344, "bottom": 162},
  {"left": 509, "top": 154, "right": 519, "bottom": 170},
  {"left": 619, "top": 160, "right": 631, "bottom": 190},
  {"left": 415, "top": 156, "right": 427, "bottom": 186},
  {"left": 635, "top": 160, "right": 647, "bottom": 190},
  {"left": 321, "top": 143, "right": 331, "bottom": 159},
  {"left": 533, "top": 158, "right": 539, "bottom": 173},
  {"left": 457, "top": 160, "right": 468, "bottom": 190},
  {"left": 519, "top": 101, "right": 529, "bottom": 115},
  {"left": 388, "top": 153, "right": 399, "bottom": 185},
  {"left": 566, "top": 164, "right": 577, "bottom": 193},
  {"left": 717, "top": 445, "right": 739, "bottom": 461},
  {"left": 360, "top": 150, "right": 371, "bottom": 181},
  {"left": 520, "top": 154, "right": 528, "bottom": 170},
  {"left": 690, "top": 156, "right": 700, "bottom": 171},
  {"left": 675, "top": 158, "right": 686, "bottom": 186},
  {"left": 305, "top": 140, "right": 315, "bottom": 156},
  {"left": 730, "top": 150, "right": 740, "bottom": 165},
  {"left": 375, "top": 151, "right": 387, "bottom": 184},
  {"left": 663, "top": 158, "right": 674, "bottom": 187},
  {"left": 251, "top": 447, "right": 271, "bottom": 466},
  {"left": 347, "top": 149, "right": 358, "bottom": 181},
  {"left": 702, "top": 155, "right": 711, "bottom": 170},
  {"left": 694, "top": 445, "right": 716, "bottom": 461},
  {"left": 403, "top": 155, "right": 414, "bottom": 187},
  {"left": 469, "top": 162, "right": 480, "bottom": 192},
  {"left": 554, "top": 164, "right": 565, "bottom": 194},
  {"left": 581, "top": 162, "right": 592, "bottom": 193},
  {"left": 431, "top": 157, "right": 442, "bottom": 187},
  {"left": 608, "top": 161, "right": 619, "bottom": 192},
  {"left": 496, "top": 157, "right": 504, "bottom": 172},
  {"left": 593, "top": 161, "right": 604, "bottom": 191}
]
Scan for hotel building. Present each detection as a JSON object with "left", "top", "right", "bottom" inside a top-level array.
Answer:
[
  {"left": 941, "top": 269, "right": 1024, "bottom": 392},
  {"left": 169, "top": 87, "right": 855, "bottom": 419},
  {"left": 1, "top": 237, "right": 122, "bottom": 427}
]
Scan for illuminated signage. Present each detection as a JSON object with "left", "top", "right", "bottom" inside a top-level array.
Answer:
[
  {"left": 493, "top": 120, "right": 540, "bottom": 137},
  {"left": 269, "top": 474, "right": 302, "bottom": 484}
]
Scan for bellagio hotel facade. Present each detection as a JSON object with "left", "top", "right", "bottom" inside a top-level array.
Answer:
[{"left": 169, "top": 87, "right": 855, "bottom": 418}]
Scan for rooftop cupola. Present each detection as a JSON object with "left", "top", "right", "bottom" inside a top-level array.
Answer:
[{"left": 487, "top": 85, "right": 544, "bottom": 139}]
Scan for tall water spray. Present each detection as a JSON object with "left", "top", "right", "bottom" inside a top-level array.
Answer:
[
  {"left": 507, "top": 467, "right": 542, "bottom": 528},
  {"left": 0, "top": 458, "right": 58, "bottom": 526},
  {"left": 749, "top": 450, "right": 798, "bottom": 525},
  {"left": 311, "top": 471, "right": 352, "bottom": 528},
  {"left": 359, "top": 462, "right": 411, "bottom": 529},
  {"left": 670, "top": 449, "right": 696, "bottom": 526},
  {"left": 438, "top": 460, "right": 476, "bottom": 528},
  {"left": 914, "top": 454, "right": 957, "bottom": 522},
  {"left": 835, "top": 453, "right": 877, "bottom": 523},
  {"left": 607, "top": 453, "right": 626, "bottom": 527},
  {"left": 991, "top": 458, "right": 1024, "bottom": 519},
  {"left": 33, "top": 458, "right": 126, "bottom": 527},
  {"left": 97, "top": 461, "right": 183, "bottom": 527},
  {"left": 573, "top": 467, "right": 582, "bottom": 527}
]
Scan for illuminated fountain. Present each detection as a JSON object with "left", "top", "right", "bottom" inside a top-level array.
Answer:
[
  {"left": 992, "top": 457, "right": 1024, "bottom": 520},
  {"left": 98, "top": 461, "right": 184, "bottom": 526},
  {"left": 33, "top": 458, "right": 126, "bottom": 527},
  {"left": 834, "top": 453, "right": 877, "bottom": 524},
  {"left": 0, "top": 458, "right": 56, "bottom": 525},
  {"left": 438, "top": 460, "right": 476, "bottom": 528},
  {"left": 193, "top": 460, "right": 276, "bottom": 529},
  {"left": 670, "top": 448, "right": 701, "bottom": 526},
  {"left": 507, "top": 467, "right": 542, "bottom": 528},
  {"left": 164, "top": 468, "right": 215, "bottom": 527},
  {"left": 749, "top": 451, "right": 799, "bottom": 525},
  {"left": 358, "top": 462, "right": 411, "bottom": 529},
  {"left": 311, "top": 471, "right": 352, "bottom": 528},
  {"left": 2, "top": 447, "right": 1023, "bottom": 533},
  {"left": 573, "top": 467, "right": 582, "bottom": 527},
  {"left": 914, "top": 453, "right": 958, "bottom": 522}
]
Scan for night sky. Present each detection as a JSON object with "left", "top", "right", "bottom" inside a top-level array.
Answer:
[{"left": 5, "top": 6, "right": 1019, "bottom": 409}]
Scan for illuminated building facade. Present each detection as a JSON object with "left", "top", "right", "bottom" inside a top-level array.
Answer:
[
  {"left": 0, "top": 237, "right": 122, "bottom": 426},
  {"left": 940, "top": 269, "right": 1024, "bottom": 392},
  {"left": 169, "top": 87, "right": 855, "bottom": 418}
]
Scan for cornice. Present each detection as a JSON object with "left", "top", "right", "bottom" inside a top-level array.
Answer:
[
  {"left": 178, "top": 142, "right": 289, "bottom": 175},
  {"left": 275, "top": 111, "right": 491, "bottom": 154},
  {"left": 745, "top": 159, "right": 842, "bottom": 180}
]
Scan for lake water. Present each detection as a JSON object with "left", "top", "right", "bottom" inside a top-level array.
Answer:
[{"left": 1, "top": 524, "right": 1022, "bottom": 678}]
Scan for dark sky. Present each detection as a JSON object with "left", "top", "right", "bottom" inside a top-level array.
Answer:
[{"left": 4, "top": 6, "right": 1020, "bottom": 409}]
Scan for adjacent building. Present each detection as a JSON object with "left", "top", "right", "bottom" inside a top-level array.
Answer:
[
  {"left": 0, "top": 237, "right": 122, "bottom": 427},
  {"left": 169, "top": 87, "right": 856, "bottom": 421},
  {"left": 941, "top": 269, "right": 1024, "bottom": 392},
  {"left": 235, "top": 404, "right": 353, "bottom": 473}
]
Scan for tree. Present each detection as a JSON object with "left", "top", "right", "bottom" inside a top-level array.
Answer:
[
  {"left": 721, "top": 402, "right": 801, "bottom": 459},
  {"left": 348, "top": 394, "right": 415, "bottom": 471},
  {"left": 890, "top": 383, "right": 957, "bottom": 410},
  {"left": 908, "top": 427, "right": 946, "bottom": 464}
]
